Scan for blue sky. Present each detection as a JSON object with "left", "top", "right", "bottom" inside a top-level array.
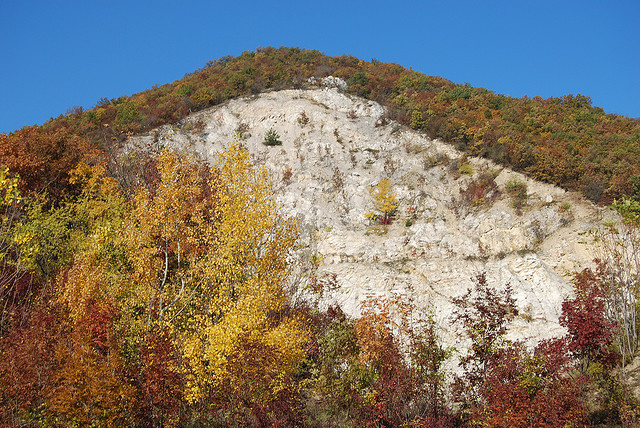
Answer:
[{"left": 1, "top": 1, "right": 638, "bottom": 134}]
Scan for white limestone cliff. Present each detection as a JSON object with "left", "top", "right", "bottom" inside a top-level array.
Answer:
[{"left": 128, "top": 87, "right": 612, "bottom": 357}]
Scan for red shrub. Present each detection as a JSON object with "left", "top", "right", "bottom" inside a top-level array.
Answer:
[{"left": 560, "top": 267, "right": 619, "bottom": 372}]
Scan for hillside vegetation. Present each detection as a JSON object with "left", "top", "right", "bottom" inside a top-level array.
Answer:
[
  {"left": 1, "top": 47, "right": 640, "bottom": 426},
  {"left": 2, "top": 47, "right": 639, "bottom": 204}
]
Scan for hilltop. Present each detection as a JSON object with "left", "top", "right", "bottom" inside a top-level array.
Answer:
[{"left": 2, "top": 47, "right": 640, "bottom": 205}]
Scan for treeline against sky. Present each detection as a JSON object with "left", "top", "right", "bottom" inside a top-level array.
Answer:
[{"left": 3, "top": 46, "right": 640, "bottom": 205}]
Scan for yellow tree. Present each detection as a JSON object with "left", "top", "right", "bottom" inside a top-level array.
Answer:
[
  {"left": 124, "top": 144, "right": 308, "bottom": 404},
  {"left": 50, "top": 162, "right": 138, "bottom": 425},
  {"left": 58, "top": 161, "right": 129, "bottom": 324},
  {"left": 371, "top": 178, "right": 398, "bottom": 224},
  {"left": 0, "top": 166, "right": 24, "bottom": 328},
  {"left": 58, "top": 143, "right": 310, "bottom": 416}
]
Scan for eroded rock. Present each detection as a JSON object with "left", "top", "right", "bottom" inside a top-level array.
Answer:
[{"left": 129, "top": 88, "right": 607, "bottom": 356}]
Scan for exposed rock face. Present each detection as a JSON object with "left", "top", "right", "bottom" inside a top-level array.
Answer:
[{"left": 129, "top": 87, "right": 608, "bottom": 354}]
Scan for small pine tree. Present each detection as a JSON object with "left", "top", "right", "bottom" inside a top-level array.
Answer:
[{"left": 263, "top": 128, "right": 282, "bottom": 146}]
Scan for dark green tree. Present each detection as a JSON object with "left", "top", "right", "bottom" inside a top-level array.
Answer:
[{"left": 263, "top": 128, "right": 282, "bottom": 146}]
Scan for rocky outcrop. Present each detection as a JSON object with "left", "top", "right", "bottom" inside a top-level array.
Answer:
[{"left": 129, "top": 87, "right": 609, "bottom": 355}]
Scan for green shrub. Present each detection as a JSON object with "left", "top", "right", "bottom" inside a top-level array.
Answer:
[
  {"left": 505, "top": 178, "right": 528, "bottom": 210},
  {"left": 177, "top": 83, "right": 194, "bottom": 96},
  {"left": 559, "top": 202, "right": 572, "bottom": 213},
  {"left": 458, "top": 162, "right": 474, "bottom": 176},
  {"left": 263, "top": 128, "right": 282, "bottom": 146},
  {"left": 116, "top": 104, "right": 140, "bottom": 126}
]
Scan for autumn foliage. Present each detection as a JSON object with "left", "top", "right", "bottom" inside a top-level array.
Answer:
[
  {"left": 561, "top": 267, "right": 619, "bottom": 372},
  {"left": 0, "top": 144, "right": 309, "bottom": 426},
  {"left": 452, "top": 274, "right": 589, "bottom": 427},
  {"left": 4, "top": 47, "right": 639, "bottom": 205},
  {"left": 1, "top": 47, "right": 640, "bottom": 426},
  {"left": 0, "top": 143, "right": 638, "bottom": 424}
]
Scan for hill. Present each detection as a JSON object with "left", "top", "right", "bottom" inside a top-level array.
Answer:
[{"left": 1, "top": 48, "right": 639, "bottom": 426}]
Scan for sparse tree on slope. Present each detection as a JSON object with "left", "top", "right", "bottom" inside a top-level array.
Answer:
[{"left": 370, "top": 178, "right": 397, "bottom": 225}]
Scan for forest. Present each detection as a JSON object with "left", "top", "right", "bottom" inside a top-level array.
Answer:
[{"left": 1, "top": 47, "right": 640, "bottom": 426}]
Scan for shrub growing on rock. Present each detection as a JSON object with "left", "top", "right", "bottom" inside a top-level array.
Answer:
[
  {"left": 263, "top": 128, "right": 282, "bottom": 146},
  {"left": 452, "top": 273, "right": 589, "bottom": 427},
  {"left": 505, "top": 177, "right": 528, "bottom": 211},
  {"left": 460, "top": 170, "right": 500, "bottom": 209}
]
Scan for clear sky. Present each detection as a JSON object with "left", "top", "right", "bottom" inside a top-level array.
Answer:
[{"left": 1, "top": 0, "right": 638, "bottom": 134}]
